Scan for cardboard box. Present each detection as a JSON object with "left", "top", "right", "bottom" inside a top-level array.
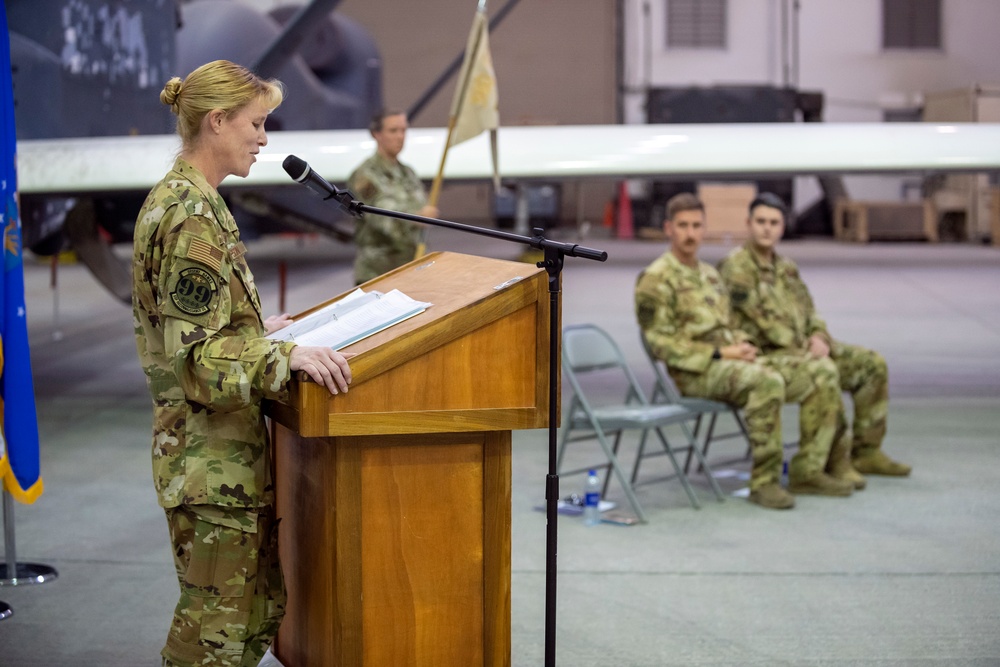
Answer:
[{"left": 698, "top": 182, "right": 757, "bottom": 241}]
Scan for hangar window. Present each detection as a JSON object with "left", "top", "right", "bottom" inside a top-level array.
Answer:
[
  {"left": 883, "top": 0, "right": 942, "bottom": 50},
  {"left": 666, "top": 0, "right": 726, "bottom": 49}
]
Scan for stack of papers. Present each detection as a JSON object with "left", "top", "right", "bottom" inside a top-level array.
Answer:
[{"left": 267, "top": 288, "right": 432, "bottom": 350}]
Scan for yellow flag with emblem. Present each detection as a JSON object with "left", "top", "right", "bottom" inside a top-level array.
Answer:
[
  {"left": 417, "top": 2, "right": 500, "bottom": 259},
  {"left": 449, "top": 7, "right": 499, "bottom": 152}
]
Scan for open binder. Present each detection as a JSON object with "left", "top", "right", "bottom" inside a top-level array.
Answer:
[{"left": 267, "top": 287, "right": 432, "bottom": 350}]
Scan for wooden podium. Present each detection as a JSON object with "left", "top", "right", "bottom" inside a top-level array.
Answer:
[{"left": 265, "top": 251, "right": 552, "bottom": 666}]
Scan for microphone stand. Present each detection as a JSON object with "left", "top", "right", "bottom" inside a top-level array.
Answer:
[{"left": 336, "top": 190, "right": 607, "bottom": 667}]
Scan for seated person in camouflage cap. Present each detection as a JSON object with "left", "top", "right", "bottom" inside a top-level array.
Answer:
[
  {"left": 717, "top": 193, "right": 910, "bottom": 479},
  {"left": 133, "top": 60, "right": 353, "bottom": 667},
  {"left": 636, "top": 193, "right": 855, "bottom": 510},
  {"left": 348, "top": 109, "right": 439, "bottom": 285}
]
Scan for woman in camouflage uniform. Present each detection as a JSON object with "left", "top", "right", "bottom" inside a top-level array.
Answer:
[
  {"left": 132, "top": 60, "right": 353, "bottom": 667},
  {"left": 347, "top": 110, "right": 438, "bottom": 285}
]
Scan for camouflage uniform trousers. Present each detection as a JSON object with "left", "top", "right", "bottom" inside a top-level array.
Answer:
[
  {"left": 831, "top": 341, "right": 889, "bottom": 457},
  {"left": 161, "top": 504, "right": 285, "bottom": 667},
  {"left": 672, "top": 355, "right": 845, "bottom": 489}
]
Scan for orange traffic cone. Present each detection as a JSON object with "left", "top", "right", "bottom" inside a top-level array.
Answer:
[{"left": 602, "top": 200, "right": 615, "bottom": 229}]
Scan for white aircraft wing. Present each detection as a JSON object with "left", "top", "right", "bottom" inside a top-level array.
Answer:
[{"left": 19, "top": 122, "right": 1000, "bottom": 196}]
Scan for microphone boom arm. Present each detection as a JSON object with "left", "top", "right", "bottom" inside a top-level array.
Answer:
[{"left": 342, "top": 194, "right": 607, "bottom": 261}]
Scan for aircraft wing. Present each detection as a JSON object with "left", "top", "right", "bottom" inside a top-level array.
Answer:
[{"left": 18, "top": 122, "right": 1000, "bottom": 196}]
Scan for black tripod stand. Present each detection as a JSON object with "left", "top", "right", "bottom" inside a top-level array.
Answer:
[{"left": 284, "top": 155, "right": 607, "bottom": 665}]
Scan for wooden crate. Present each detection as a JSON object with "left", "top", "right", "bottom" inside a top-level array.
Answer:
[
  {"left": 923, "top": 85, "right": 1000, "bottom": 241},
  {"left": 833, "top": 200, "right": 938, "bottom": 243}
]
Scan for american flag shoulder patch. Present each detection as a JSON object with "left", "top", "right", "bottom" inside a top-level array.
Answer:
[{"left": 186, "top": 237, "right": 224, "bottom": 273}]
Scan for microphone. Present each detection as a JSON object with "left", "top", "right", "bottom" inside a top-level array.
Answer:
[
  {"left": 282, "top": 154, "right": 338, "bottom": 199},
  {"left": 282, "top": 154, "right": 359, "bottom": 217}
]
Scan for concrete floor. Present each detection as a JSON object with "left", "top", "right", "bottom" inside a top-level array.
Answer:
[{"left": 2, "top": 227, "right": 999, "bottom": 666}]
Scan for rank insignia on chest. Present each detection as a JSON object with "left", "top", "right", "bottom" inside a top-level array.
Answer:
[
  {"left": 229, "top": 241, "right": 247, "bottom": 260},
  {"left": 171, "top": 267, "right": 218, "bottom": 315}
]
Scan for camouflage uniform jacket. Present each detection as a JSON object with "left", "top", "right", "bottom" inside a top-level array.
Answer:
[
  {"left": 635, "top": 251, "right": 749, "bottom": 374},
  {"left": 717, "top": 243, "right": 831, "bottom": 354},
  {"left": 348, "top": 152, "right": 426, "bottom": 283},
  {"left": 133, "top": 157, "right": 296, "bottom": 510}
]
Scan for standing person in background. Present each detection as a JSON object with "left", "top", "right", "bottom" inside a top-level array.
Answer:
[
  {"left": 718, "top": 193, "right": 910, "bottom": 480},
  {"left": 132, "top": 60, "right": 353, "bottom": 667},
  {"left": 348, "top": 109, "right": 439, "bottom": 285},
  {"left": 636, "top": 193, "right": 855, "bottom": 510}
]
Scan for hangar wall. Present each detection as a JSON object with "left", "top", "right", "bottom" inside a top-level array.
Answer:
[{"left": 254, "top": 0, "right": 623, "bottom": 228}]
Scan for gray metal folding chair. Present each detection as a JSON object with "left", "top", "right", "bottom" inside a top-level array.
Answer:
[
  {"left": 640, "top": 335, "right": 752, "bottom": 474},
  {"left": 557, "top": 324, "right": 725, "bottom": 521}
]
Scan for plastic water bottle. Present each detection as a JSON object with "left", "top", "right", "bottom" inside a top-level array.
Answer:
[{"left": 583, "top": 469, "right": 601, "bottom": 526}]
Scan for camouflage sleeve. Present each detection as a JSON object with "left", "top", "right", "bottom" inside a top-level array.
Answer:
[
  {"left": 792, "top": 271, "right": 831, "bottom": 343},
  {"left": 717, "top": 256, "right": 770, "bottom": 348},
  {"left": 157, "top": 214, "right": 296, "bottom": 412},
  {"left": 635, "top": 271, "right": 715, "bottom": 374}
]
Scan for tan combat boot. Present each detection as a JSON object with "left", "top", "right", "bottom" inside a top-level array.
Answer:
[
  {"left": 827, "top": 456, "right": 867, "bottom": 490},
  {"left": 852, "top": 450, "right": 912, "bottom": 477},
  {"left": 748, "top": 483, "right": 795, "bottom": 510},
  {"left": 788, "top": 472, "right": 854, "bottom": 496}
]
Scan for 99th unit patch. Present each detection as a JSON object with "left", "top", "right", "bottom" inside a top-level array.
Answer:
[{"left": 170, "top": 266, "right": 218, "bottom": 316}]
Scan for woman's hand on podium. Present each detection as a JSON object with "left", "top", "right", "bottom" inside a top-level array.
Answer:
[{"left": 290, "top": 346, "right": 354, "bottom": 395}]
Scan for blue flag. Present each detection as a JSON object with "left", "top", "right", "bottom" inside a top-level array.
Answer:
[{"left": 0, "top": 2, "right": 43, "bottom": 504}]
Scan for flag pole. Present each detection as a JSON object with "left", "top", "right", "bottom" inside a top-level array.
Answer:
[
  {"left": 413, "top": 102, "right": 462, "bottom": 260},
  {"left": 0, "top": 490, "right": 58, "bottom": 586},
  {"left": 426, "top": 115, "right": 461, "bottom": 211},
  {"left": 425, "top": 10, "right": 483, "bottom": 207},
  {"left": 415, "top": 0, "right": 489, "bottom": 259}
]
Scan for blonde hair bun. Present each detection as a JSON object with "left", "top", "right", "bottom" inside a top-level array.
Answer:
[{"left": 160, "top": 78, "right": 183, "bottom": 111}]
